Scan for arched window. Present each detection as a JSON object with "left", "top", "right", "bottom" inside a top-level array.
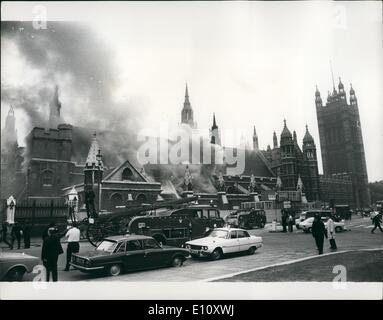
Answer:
[
  {"left": 110, "top": 193, "right": 123, "bottom": 208},
  {"left": 136, "top": 194, "right": 147, "bottom": 204},
  {"left": 42, "top": 170, "right": 53, "bottom": 186},
  {"left": 122, "top": 168, "right": 133, "bottom": 181}
]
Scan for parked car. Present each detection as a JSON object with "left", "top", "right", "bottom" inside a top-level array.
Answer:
[
  {"left": 299, "top": 217, "right": 345, "bottom": 233},
  {"left": 185, "top": 227, "right": 263, "bottom": 260},
  {"left": 224, "top": 209, "right": 266, "bottom": 229},
  {"left": 295, "top": 210, "right": 332, "bottom": 229},
  {"left": 70, "top": 234, "right": 190, "bottom": 277},
  {"left": 0, "top": 252, "right": 40, "bottom": 281}
]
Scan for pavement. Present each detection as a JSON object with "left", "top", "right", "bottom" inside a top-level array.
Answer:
[{"left": 1, "top": 216, "right": 382, "bottom": 282}]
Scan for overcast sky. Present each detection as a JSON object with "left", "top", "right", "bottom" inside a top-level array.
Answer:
[{"left": 1, "top": 1, "right": 382, "bottom": 181}]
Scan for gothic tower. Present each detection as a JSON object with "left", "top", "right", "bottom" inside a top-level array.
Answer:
[
  {"left": 279, "top": 120, "right": 297, "bottom": 190},
  {"left": 302, "top": 125, "right": 320, "bottom": 200},
  {"left": 210, "top": 113, "right": 221, "bottom": 145},
  {"left": 315, "top": 78, "right": 370, "bottom": 207},
  {"left": 252, "top": 126, "right": 259, "bottom": 150},
  {"left": 181, "top": 83, "right": 196, "bottom": 128}
]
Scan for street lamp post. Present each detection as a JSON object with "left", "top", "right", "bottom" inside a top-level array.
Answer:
[{"left": 96, "top": 150, "right": 103, "bottom": 214}]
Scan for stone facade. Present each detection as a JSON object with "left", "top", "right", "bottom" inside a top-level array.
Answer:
[{"left": 315, "top": 79, "right": 370, "bottom": 208}]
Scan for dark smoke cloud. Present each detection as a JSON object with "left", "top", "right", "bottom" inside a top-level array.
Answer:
[
  {"left": 1, "top": 22, "right": 139, "bottom": 138},
  {"left": 1, "top": 21, "right": 142, "bottom": 167}
]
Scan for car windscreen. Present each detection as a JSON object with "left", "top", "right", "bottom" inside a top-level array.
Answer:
[
  {"left": 96, "top": 240, "right": 117, "bottom": 253},
  {"left": 208, "top": 230, "right": 229, "bottom": 238}
]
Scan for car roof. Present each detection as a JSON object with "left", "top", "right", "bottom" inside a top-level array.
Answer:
[
  {"left": 104, "top": 234, "right": 153, "bottom": 241},
  {"left": 214, "top": 227, "right": 247, "bottom": 232}
]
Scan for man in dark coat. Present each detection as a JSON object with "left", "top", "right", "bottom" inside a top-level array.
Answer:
[
  {"left": 312, "top": 214, "right": 328, "bottom": 255},
  {"left": 371, "top": 212, "right": 383, "bottom": 233},
  {"left": 11, "top": 221, "right": 23, "bottom": 250},
  {"left": 23, "top": 221, "right": 32, "bottom": 249},
  {"left": 41, "top": 228, "right": 64, "bottom": 281},
  {"left": 281, "top": 211, "right": 287, "bottom": 232},
  {"left": 1, "top": 221, "right": 12, "bottom": 249}
]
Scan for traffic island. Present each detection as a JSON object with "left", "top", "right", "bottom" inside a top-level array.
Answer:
[{"left": 214, "top": 249, "right": 383, "bottom": 282}]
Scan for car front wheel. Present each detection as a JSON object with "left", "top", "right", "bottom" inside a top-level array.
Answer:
[
  {"left": 171, "top": 256, "right": 184, "bottom": 267},
  {"left": 107, "top": 264, "right": 123, "bottom": 277},
  {"left": 5, "top": 267, "right": 26, "bottom": 281},
  {"left": 308, "top": 227, "right": 312, "bottom": 233},
  {"left": 247, "top": 246, "right": 256, "bottom": 255},
  {"left": 211, "top": 248, "right": 222, "bottom": 260}
]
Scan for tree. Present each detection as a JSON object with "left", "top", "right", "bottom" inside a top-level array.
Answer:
[{"left": 369, "top": 181, "right": 383, "bottom": 203}]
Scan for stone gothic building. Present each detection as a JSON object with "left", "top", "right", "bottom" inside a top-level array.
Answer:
[
  {"left": 315, "top": 78, "right": 370, "bottom": 208},
  {"left": 262, "top": 120, "right": 320, "bottom": 201}
]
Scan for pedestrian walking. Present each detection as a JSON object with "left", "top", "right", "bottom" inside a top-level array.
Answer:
[
  {"left": 371, "top": 212, "right": 383, "bottom": 234},
  {"left": 281, "top": 211, "right": 287, "bottom": 233},
  {"left": 23, "top": 220, "right": 32, "bottom": 249},
  {"left": 64, "top": 222, "right": 81, "bottom": 271},
  {"left": 11, "top": 221, "right": 23, "bottom": 250},
  {"left": 41, "top": 227, "right": 64, "bottom": 282},
  {"left": 327, "top": 215, "right": 337, "bottom": 250},
  {"left": 312, "top": 214, "right": 328, "bottom": 255},
  {"left": 1, "top": 221, "right": 12, "bottom": 249},
  {"left": 288, "top": 214, "right": 294, "bottom": 232}
]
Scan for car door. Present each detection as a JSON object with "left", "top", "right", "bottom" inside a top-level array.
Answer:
[
  {"left": 123, "top": 240, "right": 146, "bottom": 270},
  {"left": 237, "top": 230, "right": 252, "bottom": 251},
  {"left": 142, "top": 238, "right": 167, "bottom": 268},
  {"left": 223, "top": 230, "right": 240, "bottom": 254}
]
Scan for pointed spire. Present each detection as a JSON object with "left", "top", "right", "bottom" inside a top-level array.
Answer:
[
  {"left": 296, "top": 175, "right": 303, "bottom": 191},
  {"left": 273, "top": 131, "right": 278, "bottom": 148},
  {"left": 303, "top": 124, "right": 314, "bottom": 144},
  {"left": 86, "top": 132, "right": 103, "bottom": 170},
  {"left": 330, "top": 60, "right": 335, "bottom": 90},
  {"left": 338, "top": 77, "right": 344, "bottom": 90},
  {"left": 185, "top": 83, "right": 189, "bottom": 102},
  {"left": 8, "top": 105, "right": 15, "bottom": 116},
  {"left": 253, "top": 126, "right": 259, "bottom": 150},
  {"left": 212, "top": 113, "right": 217, "bottom": 129},
  {"left": 293, "top": 130, "right": 297, "bottom": 144}
]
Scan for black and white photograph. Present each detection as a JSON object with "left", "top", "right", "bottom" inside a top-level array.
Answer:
[{"left": 1, "top": 1, "right": 382, "bottom": 303}]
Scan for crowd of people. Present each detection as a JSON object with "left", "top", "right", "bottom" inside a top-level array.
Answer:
[{"left": 1, "top": 221, "right": 31, "bottom": 250}]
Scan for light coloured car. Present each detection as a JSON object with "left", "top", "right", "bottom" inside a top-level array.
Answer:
[
  {"left": 299, "top": 217, "right": 345, "bottom": 233},
  {"left": 0, "top": 252, "right": 40, "bottom": 281},
  {"left": 185, "top": 227, "right": 263, "bottom": 260}
]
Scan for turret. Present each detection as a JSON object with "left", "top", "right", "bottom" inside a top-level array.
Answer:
[
  {"left": 349, "top": 83, "right": 357, "bottom": 106},
  {"left": 210, "top": 113, "right": 221, "bottom": 145},
  {"left": 273, "top": 131, "right": 278, "bottom": 148},
  {"left": 280, "top": 119, "right": 293, "bottom": 146},
  {"left": 315, "top": 86, "right": 323, "bottom": 108}
]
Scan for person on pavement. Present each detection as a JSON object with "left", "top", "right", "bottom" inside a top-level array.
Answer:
[
  {"left": 281, "top": 211, "right": 287, "bottom": 232},
  {"left": 10, "top": 221, "right": 23, "bottom": 250},
  {"left": 371, "top": 211, "right": 383, "bottom": 234},
  {"left": 327, "top": 215, "right": 337, "bottom": 250},
  {"left": 288, "top": 214, "right": 294, "bottom": 232},
  {"left": 312, "top": 214, "right": 327, "bottom": 255},
  {"left": 23, "top": 220, "right": 32, "bottom": 249},
  {"left": 41, "top": 227, "right": 64, "bottom": 282},
  {"left": 64, "top": 222, "right": 81, "bottom": 271},
  {"left": 1, "top": 221, "right": 12, "bottom": 249}
]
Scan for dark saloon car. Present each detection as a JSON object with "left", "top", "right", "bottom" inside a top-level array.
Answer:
[{"left": 70, "top": 235, "right": 190, "bottom": 277}]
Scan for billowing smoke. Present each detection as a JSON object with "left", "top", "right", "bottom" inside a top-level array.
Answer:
[{"left": 1, "top": 21, "right": 142, "bottom": 168}]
